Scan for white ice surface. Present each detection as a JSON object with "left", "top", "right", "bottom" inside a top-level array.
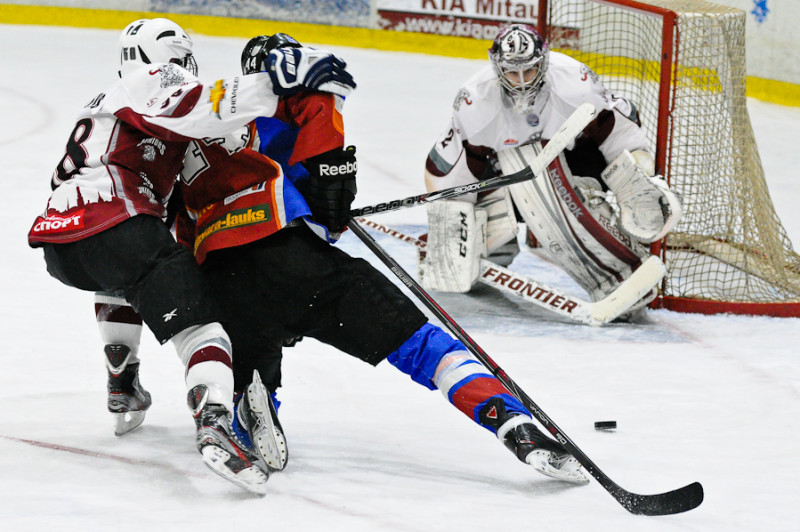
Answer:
[{"left": 1, "top": 24, "right": 799, "bottom": 531}]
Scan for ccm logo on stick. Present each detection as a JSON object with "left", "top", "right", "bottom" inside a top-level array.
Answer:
[{"left": 319, "top": 161, "right": 357, "bottom": 176}]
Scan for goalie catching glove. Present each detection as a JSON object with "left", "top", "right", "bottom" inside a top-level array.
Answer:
[
  {"left": 303, "top": 146, "right": 358, "bottom": 234},
  {"left": 602, "top": 150, "right": 683, "bottom": 242}
]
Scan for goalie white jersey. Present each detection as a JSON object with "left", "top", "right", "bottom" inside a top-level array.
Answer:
[
  {"left": 422, "top": 50, "right": 668, "bottom": 314},
  {"left": 424, "top": 52, "right": 648, "bottom": 194}
]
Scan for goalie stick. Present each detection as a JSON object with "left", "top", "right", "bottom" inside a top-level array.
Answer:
[
  {"left": 355, "top": 218, "right": 665, "bottom": 326},
  {"left": 347, "top": 218, "right": 703, "bottom": 515},
  {"left": 350, "top": 102, "right": 597, "bottom": 217}
]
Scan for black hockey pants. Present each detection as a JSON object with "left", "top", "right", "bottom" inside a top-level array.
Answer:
[
  {"left": 202, "top": 225, "right": 428, "bottom": 392},
  {"left": 41, "top": 215, "right": 220, "bottom": 344}
]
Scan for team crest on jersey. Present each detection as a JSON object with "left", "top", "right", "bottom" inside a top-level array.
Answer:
[
  {"left": 453, "top": 88, "right": 472, "bottom": 111},
  {"left": 157, "top": 63, "right": 186, "bottom": 88},
  {"left": 503, "top": 138, "right": 519, "bottom": 146},
  {"left": 138, "top": 138, "right": 166, "bottom": 161},
  {"left": 526, "top": 113, "right": 540, "bottom": 127}
]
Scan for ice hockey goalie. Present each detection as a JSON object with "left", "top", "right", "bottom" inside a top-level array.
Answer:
[{"left": 420, "top": 23, "right": 681, "bottom": 320}]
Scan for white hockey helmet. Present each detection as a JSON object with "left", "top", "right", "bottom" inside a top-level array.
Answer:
[
  {"left": 489, "top": 24, "right": 549, "bottom": 113},
  {"left": 118, "top": 18, "right": 197, "bottom": 77}
]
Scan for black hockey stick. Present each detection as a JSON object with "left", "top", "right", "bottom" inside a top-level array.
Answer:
[
  {"left": 350, "top": 166, "right": 533, "bottom": 217},
  {"left": 347, "top": 218, "right": 703, "bottom": 515},
  {"left": 349, "top": 102, "right": 596, "bottom": 218}
]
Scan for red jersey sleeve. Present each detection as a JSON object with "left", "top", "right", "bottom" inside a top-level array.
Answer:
[{"left": 275, "top": 93, "right": 345, "bottom": 165}]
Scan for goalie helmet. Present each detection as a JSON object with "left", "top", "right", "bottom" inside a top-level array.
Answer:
[
  {"left": 118, "top": 18, "right": 197, "bottom": 77},
  {"left": 489, "top": 24, "right": 549, "bottom": 113},
  {"left": 241, "top": 33, "right": 302, "bottom": 74}
]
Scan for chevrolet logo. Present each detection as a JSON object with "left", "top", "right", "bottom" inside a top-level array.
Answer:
[{"left": 209, "top": 80, "right": 226, "bottom": 118}]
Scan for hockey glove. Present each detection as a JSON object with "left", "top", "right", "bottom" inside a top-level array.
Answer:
[
  {"left": 303, "top": 146, "right": 358, "bottom": 234},
  {"left": 266, "top": 47, "right": 356, "bottom": 98}
]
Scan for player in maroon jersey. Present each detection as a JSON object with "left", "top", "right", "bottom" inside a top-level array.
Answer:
[{"left": 28, "top": 18, "right": 355, "bottom": 494}]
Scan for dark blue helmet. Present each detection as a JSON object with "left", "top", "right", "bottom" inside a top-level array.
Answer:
[{"left": 241, "top": 33, "right": 302, "bottom": 74}]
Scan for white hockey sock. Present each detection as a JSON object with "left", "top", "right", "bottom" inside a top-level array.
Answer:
[
  {"left": 172, "top": 323, "right": 234, "bottom": 413},
  {"left": 95, "top": 292, "right": 143, "bottom": 368}
]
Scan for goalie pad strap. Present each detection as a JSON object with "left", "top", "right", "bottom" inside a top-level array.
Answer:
[{"left": 421, "top": 200, "right": 487, "bottom": 293}]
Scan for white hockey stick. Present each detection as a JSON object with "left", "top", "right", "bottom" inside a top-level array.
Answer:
[
  {"left": 350, "top": 103, "right": 597, "bottom": 217},
  {"left": 355, "top": 218, "right": 666, "bottom": 326}
]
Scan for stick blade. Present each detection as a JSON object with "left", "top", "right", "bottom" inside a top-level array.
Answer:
[
  {"left": 589, "top": 255, "right": 666, "bottom": 324},
  {"left": 616, "top": 481, "right": 704, "bottom": 516}
]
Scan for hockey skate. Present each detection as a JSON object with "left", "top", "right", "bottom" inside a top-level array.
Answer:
[
  {"left": 105, "top": 345, "right": 152, "bottom": 436},
  {"left": 188, "top": 384, "right": 270, "bottom": 495},
  {"left": 233, "top": 370, "right": 288, "bottom": 471},
  {"left": 498, "top": 416, "right": 590, "bottom": 485}
]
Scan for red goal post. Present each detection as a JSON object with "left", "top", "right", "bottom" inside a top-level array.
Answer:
[{"left": 537, "top": 0, "right": 800, "bottom": 316}]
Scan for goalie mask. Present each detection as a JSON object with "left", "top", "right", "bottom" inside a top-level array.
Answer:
[
  {"left": 489, "top": 24, "right": 549, "bottom": 113},
  {"left": 118, "top": 18, "right": 197, "bottom": 77}
]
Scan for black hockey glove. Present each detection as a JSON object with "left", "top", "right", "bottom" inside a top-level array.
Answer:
[
  {"left": 303, "top": 146, "right": 358, "bottom": 234},
  {"left": 265, "top": 47, "right": 356, "bottom": 98}
]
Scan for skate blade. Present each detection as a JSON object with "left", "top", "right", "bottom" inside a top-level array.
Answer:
[
  {"left": 526, "top": 450, "right": 591, "bottom": 485},
  {"left": 113, "top": 411, "right": 147, "bottom": 436},
  {"left": 247, "top": 377, "right": 288, "bottom": 471},
  {"left": 200, "top": 446, "right": 269, "bottom": 495}
]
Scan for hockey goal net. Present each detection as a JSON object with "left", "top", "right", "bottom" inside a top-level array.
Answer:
[{"left": 539, "top": 0, "right": 800, "bottom": 316}]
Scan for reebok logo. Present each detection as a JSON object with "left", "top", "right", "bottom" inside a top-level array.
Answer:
[
  {"left": 549, "top": 165, "right": 583, "bottom": 219},
  {"left": 319, "top": 160, "right": 357, "bottom": 177}
]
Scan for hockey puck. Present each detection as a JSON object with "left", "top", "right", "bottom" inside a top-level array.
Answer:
[{"left": 594, "top": 421, "right": 617, "bottom": 431}]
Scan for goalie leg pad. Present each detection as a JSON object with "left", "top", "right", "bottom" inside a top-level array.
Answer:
[
  {"left": 499, "top": 146, "right": 649, "bottom": 301},
  {"left": 601, "top": 150, "right": 683, "bottom": 242},
  {"left": 420, "top": 200, "right": 487, "bottom": 293},
  {"left": 477, "top": 188, "right": 520, "bottom": 267},
  {"left": 477, "top": 188, "right": 519, "bottom": 256}
]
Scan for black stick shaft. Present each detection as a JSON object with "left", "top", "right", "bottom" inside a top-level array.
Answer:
[
  {"left": 347, "top": 219, "right": 703, "bottom": 515},
  {"left": 349, "top": 167, "right": 532, "bottom": 217}
]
